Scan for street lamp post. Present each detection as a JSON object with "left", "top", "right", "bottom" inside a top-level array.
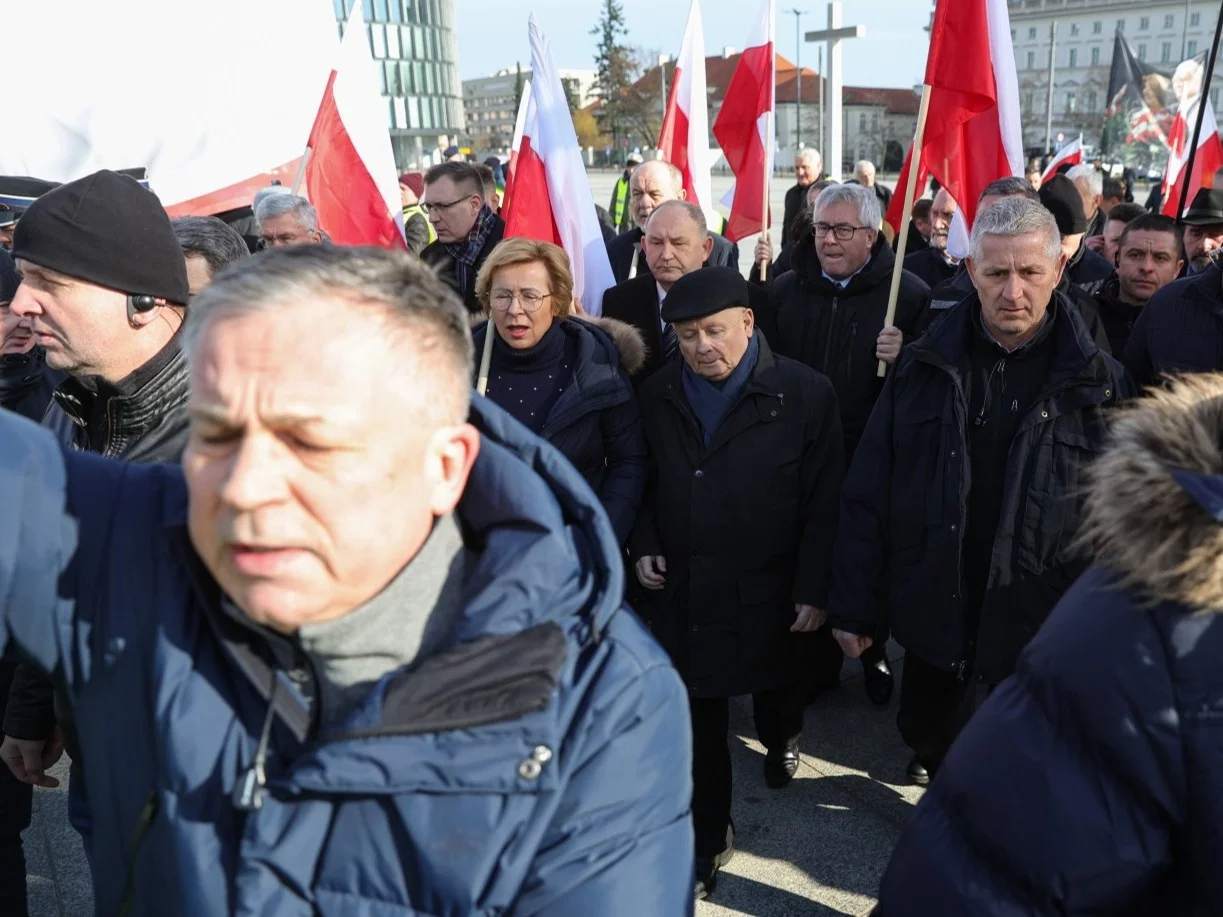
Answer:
[{"left": 787, "top": 9, "right": 808, "bottom": 153}]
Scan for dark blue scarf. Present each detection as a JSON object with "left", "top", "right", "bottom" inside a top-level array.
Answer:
[{"left": 681, "top": 333, "right": 761, "bottom": 446}]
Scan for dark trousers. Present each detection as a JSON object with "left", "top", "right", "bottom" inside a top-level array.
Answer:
[
  {"left": 897, "top": 653, "right": 992, "bottom": 767},
  {"left": 804, "top": 627, "right": 891, "bottom": 693},
  {"left": 689, "top": 685, "right": 804, "bottom": 858},
  {"left": 0, "top": 663, "right": 33, "bottom": 917}
]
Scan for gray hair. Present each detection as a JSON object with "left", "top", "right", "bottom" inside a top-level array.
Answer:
[
  {"left": 796, "top": 148, "right": 823, "bottom": 170},
  {"left": 855, "top": 159, "right": 876, "bottom": 177},
  {"left": 255, "top": 193, "right": 319, "bottom": 232},
  {"left": 978, "top": 176, "right": 1038, "bottom": 202},
  {"left": 1067, "top": 163, "right": 1103, "bottom": 198},
  {"left": 252, "top": 185, "right": 291, "bottom": 213},
  {"left": 813, "top": 182, "right": 881, "bottom": 231},
  {"left": 183, "top": 246, "right": 474, "bottom": 423},
  {"left": 631, "top": 159, "right": 684, "bottom": 194},
  {"left": 172, "top": 216, "right": 250, "bottom": 276},
  {"left": 647, "top": 199, "right": 707, "bottom": 238},
  {"left": 969, "top": 197, "right": 1061, "bottom": 264}
]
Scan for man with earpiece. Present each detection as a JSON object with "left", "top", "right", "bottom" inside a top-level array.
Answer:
[{"left": 0, "top": 170, "right": 193, "bottom": 893}]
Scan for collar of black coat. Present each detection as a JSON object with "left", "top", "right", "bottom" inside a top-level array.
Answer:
[
  {"left": 473, "top": 316, "right": 645, "bottom": 393},
  {"left": 909, "top": 288, "right": 1111, "bottom": 389},
  {"left": 0, "top": 345, "right": 47, "bottom": 393},
  {"left": 52, "top": 333, "right": 187, "bottom": 440},
  {"left": 1173, "top": 260, "right": 1223, "bottom": 317},
  {"left": 169, "top": 394, "right": 624, "bottom": 744},
  {"left": 1079, "top": 372, "right": 1223, "bottom": 613},
  {"left": 650, "top": 329, "right": 783, "bottom": 406},
  {"left": 793, "top": 232, "right": 894, "bottom": 295}
]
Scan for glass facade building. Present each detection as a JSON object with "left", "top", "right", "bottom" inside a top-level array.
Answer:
[{"left": 332, "top": 0, "right": 464, "bottom": 167}]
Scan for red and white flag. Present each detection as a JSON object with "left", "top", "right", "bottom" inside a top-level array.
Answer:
[
  {"left": 303, "top": 1, "right": 406, "bottom": 249},
  {"left": 712, "top": 0, "right": 775, "bottom": 243},
  {"left": 502, "top": 16, "right": 615, "bottom": 314},
  {"left": 502, "top": 81, "right": 532, "bottom": 207},
  {"left": 884, "top": 143, "right": 930, "bottom": 238},
  {"left": 1040, "top": 134, "right": 1083, "bottom": 185},
  {"left": 922, "top": 0, "right": 1024, "bottom": 239},
  {"left": 1161, "top": 96, "right": 1223, "bottom": 217},
  {"left": 658, "top": 0, "right": 715, "bottom": 220}
]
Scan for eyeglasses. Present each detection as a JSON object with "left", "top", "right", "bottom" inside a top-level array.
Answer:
[
  {"left": 422, "top": 195, "right": 476, "bottom": 214},
  {"left": 487, "top": 288, "right": 552, "bottom": 312},
  {"left": 813, "top": 222, "right": 872, "bottom": 241}
]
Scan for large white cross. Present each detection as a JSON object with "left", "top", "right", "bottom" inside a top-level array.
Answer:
[{"left": 805, "top": 1, "right": 864, "bottom": 182}]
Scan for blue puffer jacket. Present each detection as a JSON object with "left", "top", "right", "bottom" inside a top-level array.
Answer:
[
  {"left": 875, "top": 375, "right": 1223, "bottom": 916},
  {"left": 0, "top": 397, "right": 694, "bottom": 916}
]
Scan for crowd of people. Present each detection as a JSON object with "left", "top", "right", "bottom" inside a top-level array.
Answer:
[{"left": 0, "top": 137, "right": 1221, "bottom": 915}]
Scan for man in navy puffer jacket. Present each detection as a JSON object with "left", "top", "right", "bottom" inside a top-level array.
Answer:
[
  {"left": 875, "top": 372, "right": 1223, "bottom": 915},
  {"left": 0, "top": 245, "right": 694, "bottom": 916}
]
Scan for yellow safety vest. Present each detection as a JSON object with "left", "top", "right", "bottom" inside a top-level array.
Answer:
[
  {"left": 404, "top": 204, "right": 436, "bottom": 245},
  {"left": 612, "top": 177, "right": 630, "bottom": 227}
]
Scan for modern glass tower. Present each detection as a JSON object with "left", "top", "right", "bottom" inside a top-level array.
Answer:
[{"left": 332, "top": 0, "right": 465, "bottom": 168}]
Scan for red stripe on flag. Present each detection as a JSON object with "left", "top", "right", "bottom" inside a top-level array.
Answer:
[
  {"left": 502, "top": 136, "right": 562, "bottom": 246},
  {"left": 885, "top": 144, "right": 929, "bottom": 237},
  {"left": 659, "top": 69, "right": 697, "bottom": 201},
  {"left": 304, "top": 74, "right": 406, "bottom": 250},
  {"left": 713, "top": 42, "right": 774, "bottom": 242}
]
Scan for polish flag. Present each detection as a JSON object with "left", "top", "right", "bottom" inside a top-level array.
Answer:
[
  {"left": 502, "top": 17, "right": 615, "bottom": 315},
  {"left": 922, "top": 0, "right": 1024, "bottom": 236},
  {"left": 502, "top": 81, "right": 532, "bottom": 207},
  {"left": 1040, "top": 134, "right": 1083, "bottom": 185},
  {"left": 303, "top": 1, "right": 406, "bottom": 249},
  {"left": 658, "top": 0, "right": 715, "bottom": 220},
  {"left": 884, "top": 143, "right": 930, "bottom": 237},
  {"left": 712, "top": 0, "right": 775, "bottom": 243},
  {"left": 1161, "top": 96, "right": 1223, "bottom": 218}
]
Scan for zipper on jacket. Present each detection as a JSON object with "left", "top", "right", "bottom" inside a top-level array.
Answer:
[
  {"left": 822, "top": 297, "right": 839, "bottom": 376},
  {"left": 118, "top": 790, "right": 160, "bottom": 917}
]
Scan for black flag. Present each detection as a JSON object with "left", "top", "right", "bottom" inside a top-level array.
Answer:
[{"left": 1105, "top": 30, "right": 1176, "bottom": 147}]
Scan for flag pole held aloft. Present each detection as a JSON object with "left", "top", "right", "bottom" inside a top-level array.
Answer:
[
  {"left": 1176, "top": 3, "right": 1223, "bottom": 220},
  {"left": 878, "top": 82, "right": 932, "bottom": 378}
]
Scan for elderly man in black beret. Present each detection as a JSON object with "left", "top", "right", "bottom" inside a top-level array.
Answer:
[{"left": 630, "top": 266, "right": 845, "bottom": 900}]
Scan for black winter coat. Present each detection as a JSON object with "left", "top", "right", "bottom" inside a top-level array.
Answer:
[
  {"left": 632, "top": 336, "right": 845, "bottom": 697},
  {"left": 1124, "top": 262, "right": 1223, "bottom": 387},
  {"left": 1091, "top": 273, "right": 1145, "bottom": 358},
  {"left": 605, "top": 227, "right": 740, "bottom": 284},
  {"left": 770, "top": 235, "right": 931, "bottom": 459},
  {"left": 829, "top": 292, "right": 1130, "bottom": 684},
  {"left": 473, "top": 317, "right": 649, "bottom": 545},
  {"left": 0, "top": 347, "right": 60, "bottom": 423},
  {"left": 420, "top": 213, "right": 506, "bottom": 315},
  {"left": 781, "top": 182, "right": 810, "bottom": 247},
  {"left": 876, "top": 375, "right": 1223, "bottom": 915},
  {"left": 1066, "top": 240, "right": 1115, "bottom": 294},
  {"left": 903, "top": 247, "right": 958, "bottom": 289}
]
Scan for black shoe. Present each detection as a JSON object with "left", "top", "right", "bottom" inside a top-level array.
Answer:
[
  {"left": 907, "top": 756, "right": 937, "bottom": 786},
  {"left": 764, "top": 739, "right": 800, "bottom": 789},
  {"left": 862, "top": 654, "right": 894, "bottom": 706},
  {"left": 694, "top": 843, "right": 735, "bottom": 900}
]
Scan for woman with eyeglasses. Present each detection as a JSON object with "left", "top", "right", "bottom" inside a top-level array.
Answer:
[{"left": 473, "top": 238, "right": 648, "bottom": 545}]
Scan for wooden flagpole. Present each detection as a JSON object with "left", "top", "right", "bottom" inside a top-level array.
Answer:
[
  {"left": 289, "top": 147, "right": 313, "bottom": 196},
  {"left": 759, "top": 111, "right": 773, "bottom": 281},
  {"left": 877, "top": 82, "right": 932, "bottom": 377},
  {"left": 476, "top": 320, "right": 496, "bottom": 396},
  {"left": 1175, "top": 2, "right": 1223, "bottom": 219}
]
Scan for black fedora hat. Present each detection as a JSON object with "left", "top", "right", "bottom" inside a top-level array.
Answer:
[{"left": 1181, "top": 187, "right": 1223, "bottom": 225}]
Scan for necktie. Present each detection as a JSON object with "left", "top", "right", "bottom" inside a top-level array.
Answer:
[{"left": 661, "top": 322, "right": 679, "bottom": 363}]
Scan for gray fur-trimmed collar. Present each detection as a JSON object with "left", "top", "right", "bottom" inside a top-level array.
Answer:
[{"left": 1081, "top": 374, "right": 1223, "bottom": 612}]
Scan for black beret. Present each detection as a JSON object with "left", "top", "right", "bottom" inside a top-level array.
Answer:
[
  {"left": 13, "top": 170, "right": 189, "bottom": 305},
  {"left": 0, "top": 248, "right": 18, "bottom": 303},
  {"left": 660, "top": 266, "right": 751, "bottom": 324},
  {"left": 1038, "top": 173, "right": 1087, "bottom": 236},
  {"left": 1181, "top": 187, "right": 1223, "bottom": 225}
]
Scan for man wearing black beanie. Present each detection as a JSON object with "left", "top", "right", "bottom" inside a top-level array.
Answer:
[{"left": 0, "top": 170, "right": 193, "bottom": 890}]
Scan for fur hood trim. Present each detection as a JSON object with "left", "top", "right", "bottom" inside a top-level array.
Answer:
[
  {"left": 582, "top": 316, "right": 647, "bottom": 376},
  {"left": 1082, "top": 374, "right": 1223, "bottom": 612}
]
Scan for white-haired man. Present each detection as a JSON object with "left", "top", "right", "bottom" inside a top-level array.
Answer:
[
  {"left": 829, "top": 197, "right": 1130, "bottom": 786},
  {"left": 852, "top": 159, "right": 893, "bottom": 214},
  {"left": 782, "top": 149, "right": 824, "bottom": 245}
]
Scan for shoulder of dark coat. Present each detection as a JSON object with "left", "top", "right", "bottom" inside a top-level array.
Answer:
[
  {"left": 571, "top": 316, "right": 647, "bottom": 376},
  {"left": 772, "top": 353, "right": 837, "bottom": 399}
]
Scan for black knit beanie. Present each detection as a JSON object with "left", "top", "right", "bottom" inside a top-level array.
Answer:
[
  {"left": 0, "top": 248, "right": 18, "bottom": 303},
  {"left": 12, "top": 170, "right": 189, "bottom": 305}
]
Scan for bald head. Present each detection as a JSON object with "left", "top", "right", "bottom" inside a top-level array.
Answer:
[
  {"left": 644, "top": 200, "right": 712, "bottom": 289},
  {"left": 630, "top": 160, "right": 685, "bottom": 226}
]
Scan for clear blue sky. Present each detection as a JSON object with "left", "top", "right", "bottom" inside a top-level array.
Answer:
[{"left": 454, "top": 0, "right": 931, "bottom": 89}]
